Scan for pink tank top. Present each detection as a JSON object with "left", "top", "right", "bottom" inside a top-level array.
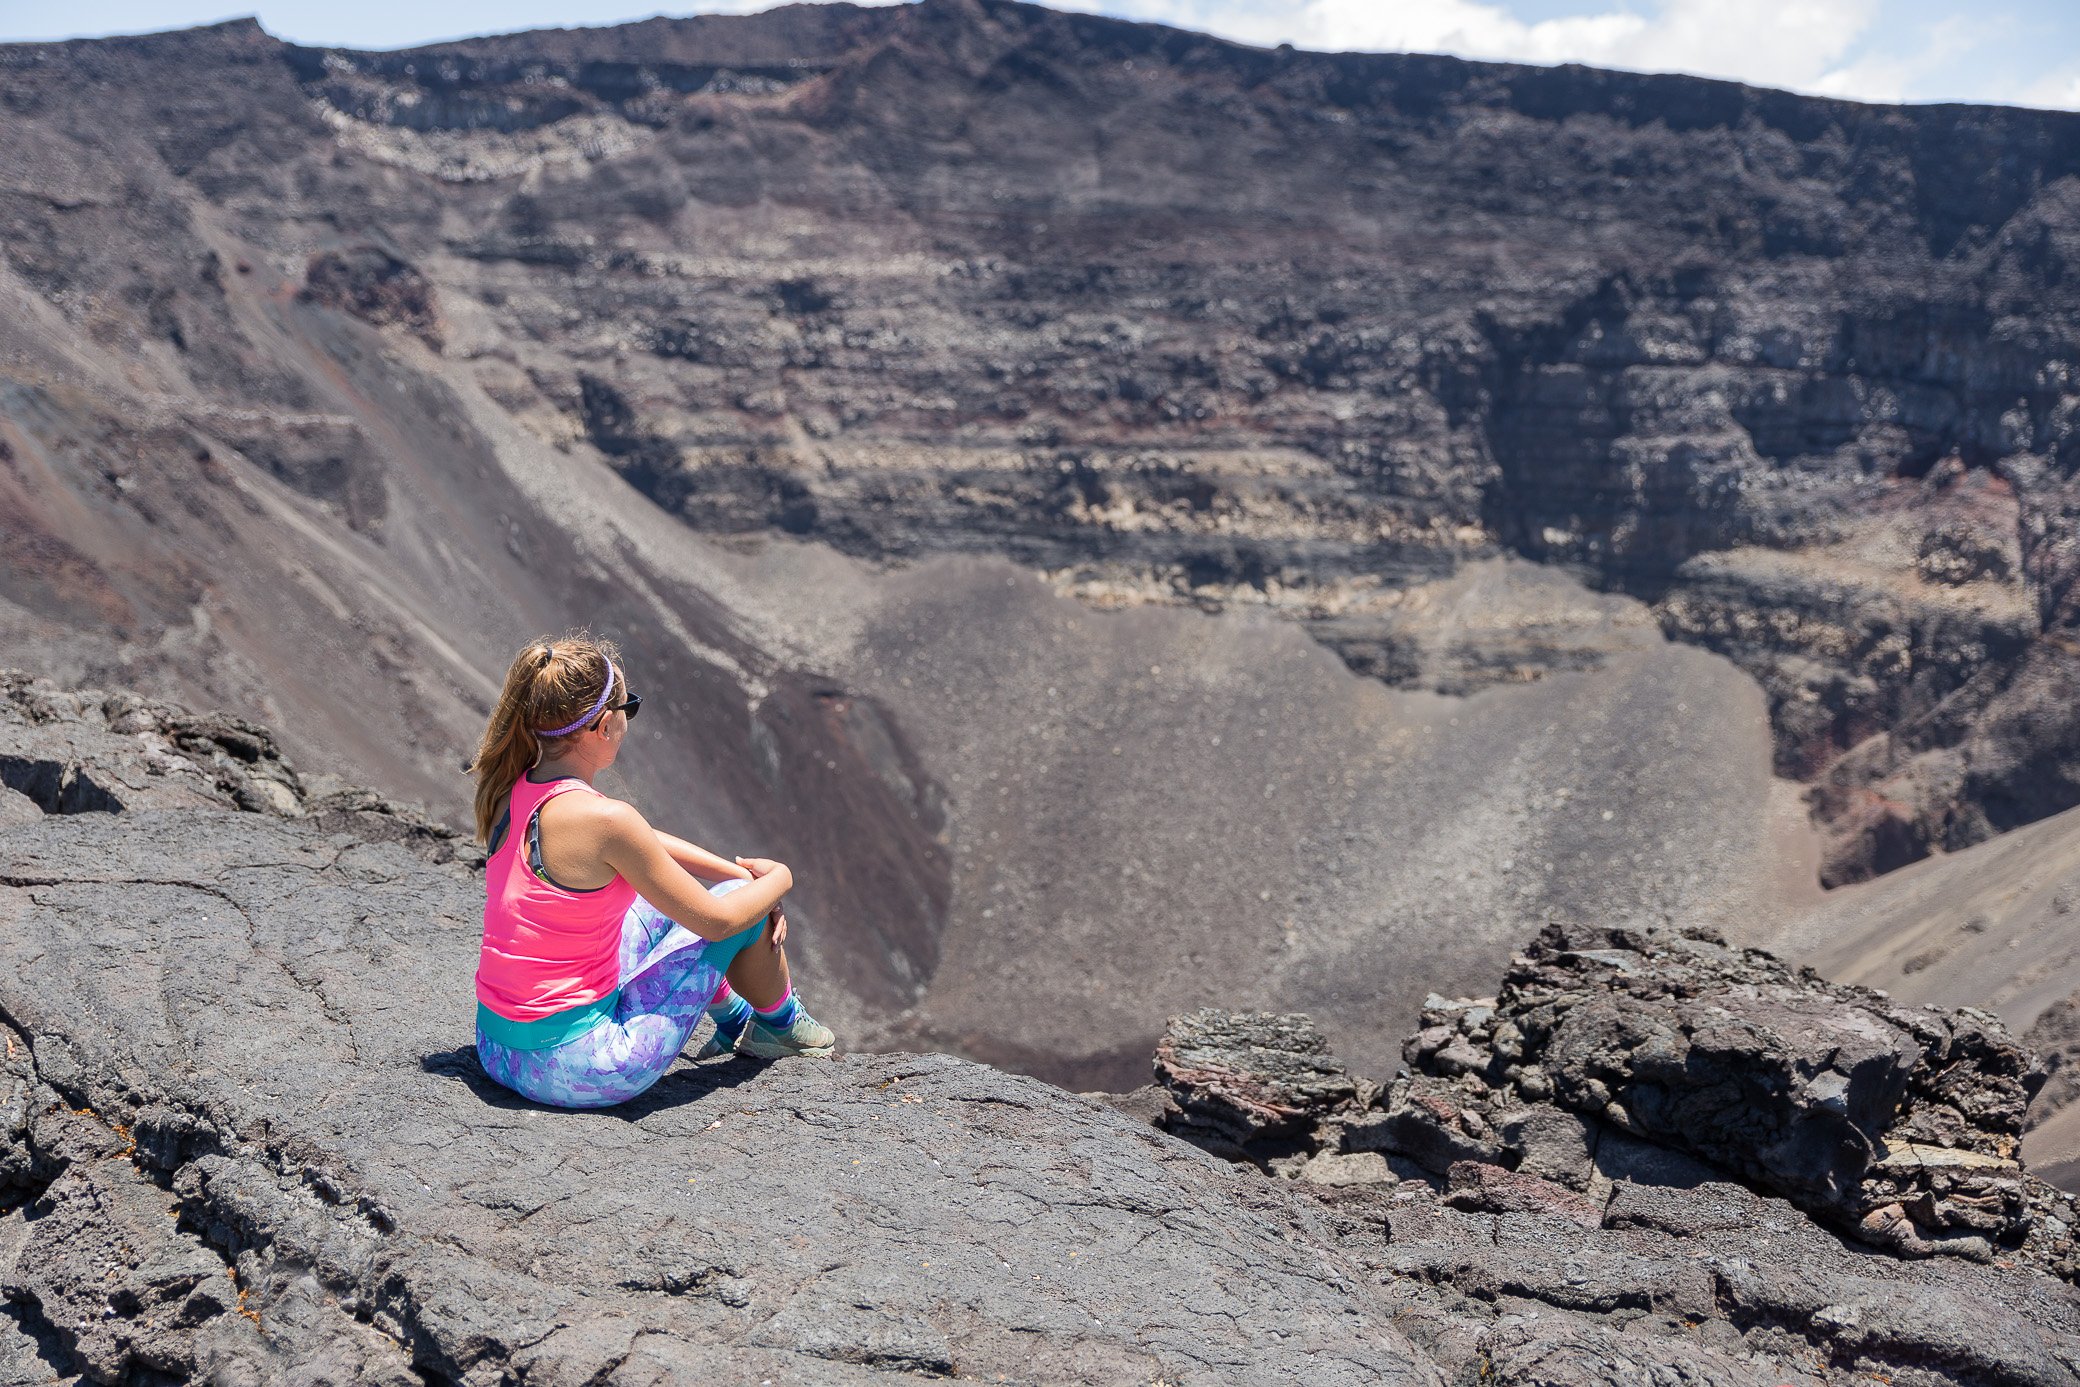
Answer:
[{"left": 476, "top": 775, "right": 638, "bottom": 1021}]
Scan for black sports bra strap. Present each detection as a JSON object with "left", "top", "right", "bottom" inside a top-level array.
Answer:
[{"left": 525, "top": 798, "right": 611, "bottom": 894}]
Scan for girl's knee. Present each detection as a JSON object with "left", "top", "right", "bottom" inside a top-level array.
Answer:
[{"left": 708, "top": 878, "right": 748, "bottom": 899}]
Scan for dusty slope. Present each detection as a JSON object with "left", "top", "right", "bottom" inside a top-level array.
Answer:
[
  {"left": 1779, "top": 804, "right": 2080, "bottom": 1033},
  {"left": 739, "top": 552, "right": 1799, "bottom": 1081},
  {"left": 1773, "top": 803, "right": 2080, "bottom": 1183}
]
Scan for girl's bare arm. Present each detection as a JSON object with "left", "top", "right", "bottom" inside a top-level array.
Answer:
[
  {"left": 599, "top": 803, "right": 790, "bottom": 940},
  {"left": 653, "top": 829, "right": 753, "bottom": 882}
]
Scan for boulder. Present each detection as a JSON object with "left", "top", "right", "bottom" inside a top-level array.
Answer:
[
  {"left": 1370, "top": 924, "right": 2080, "bottom": 1275},
  {"left": 1153, "top": 1009, "right": 1360, "bottom": 1149}
]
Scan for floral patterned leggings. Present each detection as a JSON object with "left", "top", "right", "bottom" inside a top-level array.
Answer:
[{"left": 476, "top": 881, "right": 756, "bottom": 1109}]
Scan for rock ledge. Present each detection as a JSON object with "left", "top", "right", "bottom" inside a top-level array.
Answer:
[{"left": 2, "top": 676, "right": 2078, "bottom": 1386}]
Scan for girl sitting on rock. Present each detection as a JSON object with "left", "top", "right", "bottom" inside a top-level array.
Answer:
[{"left": 466, "top": 634, "right": 833, "bottom": 1108}]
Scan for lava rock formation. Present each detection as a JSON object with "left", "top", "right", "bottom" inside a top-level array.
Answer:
[{"left": 2, "top": 678, "right": 2078, "bottom": 1384}]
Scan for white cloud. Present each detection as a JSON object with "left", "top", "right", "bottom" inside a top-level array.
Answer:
[
  {"left": 1057, "top": 0, "right": 2042, "bottom": 109},
  {"left": 2018, "top": 66, "right": 2080, "bottom": 111},
  {"left": 1803, "top": 14, "right": 1985, "bottom": 103},
  {"left": 1059, "top": 0, "right": 1878, "bottom": 89}
]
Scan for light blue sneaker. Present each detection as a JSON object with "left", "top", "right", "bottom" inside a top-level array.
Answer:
[
  {"left": 692, "top": 1023, "right": 740, "bottom": 1061},
  {"left": 738, "top": 1009, "right": 836, "bottom": 1058}
]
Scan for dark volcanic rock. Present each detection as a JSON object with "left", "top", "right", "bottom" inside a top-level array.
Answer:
[
  {"left": 4, "top": 679, "right": 2080, "bottom": 1386},
  {"left": 1358, "top": 1169, "right": 2080, "bottom": 1387},
  {"left": 1538, "top": 970, "right": 1926, "bottom": 1206},
  {"left": 13, "top": 1159, "right": 241, "bottom": 1384},
  {"left": 1149, "top": 998, "right": 2080, "bottom": 1385},
  {"left": 1, "top": 668, "right": 305, "bottom": 818},
  {"left": 0, "top": 670, "right": 477, "bottom": 866},
  {"left": 0, "top": 708, "right": 1440, "bottom": 1385},
  {"left": 1154, "top": 1009, "right": 1361, "bottom": 1148},
  {"left": 1375, "top": 925, "right": 2080, "bottom": 1276},
  {"left": 1153, "top": 1006, "right": 2080, "bottom": 1384}
]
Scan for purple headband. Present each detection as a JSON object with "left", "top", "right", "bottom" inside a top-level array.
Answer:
[{"left": 538, "top": 658, "right": 618, "bottom": 738}]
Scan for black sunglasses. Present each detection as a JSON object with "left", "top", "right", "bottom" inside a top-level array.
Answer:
[{"left": 591, "top": 692, "right": 641, "bottom": 730}]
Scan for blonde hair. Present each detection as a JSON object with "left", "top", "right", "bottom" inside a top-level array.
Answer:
[{"left": 467, "top": 633, "right": 623, "bottom": 844}]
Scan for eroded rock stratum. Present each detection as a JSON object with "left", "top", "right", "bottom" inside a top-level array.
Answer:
[
  {"left": 3, "top": 677, "right": 2080, "bottom": 1385},
  {"left": 10, "top": 0, "right": 2080, "bottom": 898}
]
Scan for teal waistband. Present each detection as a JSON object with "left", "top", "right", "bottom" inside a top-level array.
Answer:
[{"left": 476, "top": 992, "right": 619, "bottom": 1051}]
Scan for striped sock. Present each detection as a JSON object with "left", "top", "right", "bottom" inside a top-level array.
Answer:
[
  {"left": 706, "top": 984, "right": 753, "bottom": 1043},
  {"left": 751, "top": 987, "right": 799, "bottom": 1031}
]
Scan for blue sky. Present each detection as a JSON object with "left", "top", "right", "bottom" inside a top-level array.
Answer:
[{"left": 2, "top": 0, "right": 2074, "bottom": 110}]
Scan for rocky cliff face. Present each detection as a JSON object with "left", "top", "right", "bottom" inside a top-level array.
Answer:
[
  {"left": 272, "top": 0, "right": 2080, "bottom": 887},
  {"left": 2, "top": 685, "right": 2077, "bottom": 1386},
  {"left": 7, "top": 0, "right": 2080, "bottom": 891}
]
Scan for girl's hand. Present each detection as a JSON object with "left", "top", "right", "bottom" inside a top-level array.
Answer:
[
  {"left": 735, "top": 856, "right": 786, "bottom": 879},
  {"left": 768, "top": 905, "right": 789, "bottom": 951}
]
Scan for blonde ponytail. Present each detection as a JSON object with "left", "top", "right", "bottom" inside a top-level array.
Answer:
[{"left": 467, "top": 634, "right": 623, "bottom": 843}]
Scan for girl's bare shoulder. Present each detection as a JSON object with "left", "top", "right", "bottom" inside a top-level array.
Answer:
[{"left": 540, "top": 784, "right": 642, "bottom": 829}]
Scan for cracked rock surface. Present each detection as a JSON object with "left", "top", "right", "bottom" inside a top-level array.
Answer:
[
  {"left": 1375, "top": 925, "right": 2080, "bottom": 1277},
  {"left": 1349, "top": 1164, "right": 2080, "bottom": 1387},
  {"left": 0, "top": 685, "right": 2076, "bottom": 1384},
  {"left": 1148, "top": 963, "right": 2080, "bottom": 1384},
  {"left": 0, "top": 768, "right": 1441, "bottom": 1383}
]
